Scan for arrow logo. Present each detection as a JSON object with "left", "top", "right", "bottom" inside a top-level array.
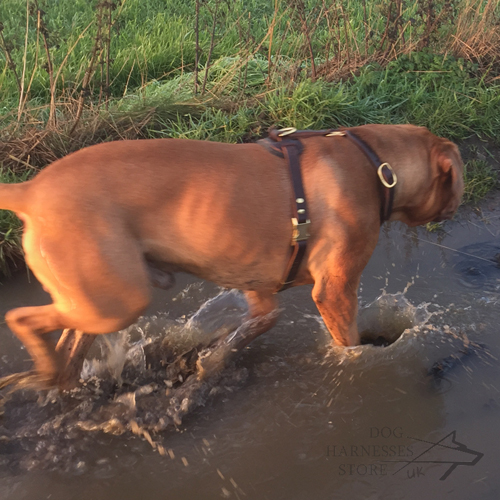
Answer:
[{"left": 387, "top": 431, "right": 484, "bottom": 480}]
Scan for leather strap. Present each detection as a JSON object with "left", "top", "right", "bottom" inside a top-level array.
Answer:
[
  {"left": 279, "top": 140, "right": 309, "bottom": 290},
  {"left": 343, "top": 130, "right": 395, "bottom": 223},
  {"left": 260, "top": 127, "right": 396, "bottom": 292}
]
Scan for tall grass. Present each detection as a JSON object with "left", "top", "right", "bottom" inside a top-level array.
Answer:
[{"left": 1, "top": 0, "right": 499, "bottom": 117}]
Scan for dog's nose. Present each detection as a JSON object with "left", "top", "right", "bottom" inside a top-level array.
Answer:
[{"left": 433, "top": 209, "right": 455, "bottom": 222}]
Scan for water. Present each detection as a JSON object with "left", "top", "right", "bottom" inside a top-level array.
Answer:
[{"left": 1, "top": 208, "right": 500, "bottom": 500}]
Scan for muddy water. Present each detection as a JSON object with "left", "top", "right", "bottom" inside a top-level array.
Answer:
[{"left": 1, "top": 209, "right": 500, "bottom": 500}]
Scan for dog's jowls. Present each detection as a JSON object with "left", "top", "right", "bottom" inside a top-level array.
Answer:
[{"left": 0, "top": 124, "right": 463, "bottom": 388}]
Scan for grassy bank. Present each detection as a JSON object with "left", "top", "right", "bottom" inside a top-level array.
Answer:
[{"left": 0, "top": 0, "right": 499, "bottom": 275}]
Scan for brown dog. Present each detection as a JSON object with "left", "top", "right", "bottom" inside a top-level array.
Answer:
[{"left": 0, "top": 124, "right": 463, "bottom": 388}]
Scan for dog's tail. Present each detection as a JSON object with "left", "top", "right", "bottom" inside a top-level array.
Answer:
[{"left": 0, "top": 182, "right": 29, "bottom": 214}]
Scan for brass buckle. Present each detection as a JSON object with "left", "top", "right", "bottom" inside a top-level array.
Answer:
[
  {"left": 292, "top": 218, "right": 310, "bottom": 243},
  {"left": 325, "top": 131, "right": 346, "bottom": 137},
  {"left": 278, "top": 127, "right": 297, "bottom": 137},
  {"left": 377, "top": 163, "right": 397, "bottom": 188}
]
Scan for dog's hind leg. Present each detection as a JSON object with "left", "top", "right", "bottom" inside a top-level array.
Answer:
[
  {"left": 195, "top": 291, "right": 279, "bottom": 379},
  {"left": 56, "top": 329, "right": 95, "bottom": 390},
  {"left": 164, "top": 290, "right": 280, "bottom": 425},
  {"left": 54, "top": 267, "right": 175, "bottom": 390},
  {"left": 243, "top": 290, "right": 280, "bottom": 338},
  {"left": 5, "top": 305, "right": 66, "bottom": 386},
  {"left": 147, "top": 266, "right": 176, "bottom": 290}
]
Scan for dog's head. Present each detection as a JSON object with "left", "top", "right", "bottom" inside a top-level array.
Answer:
[{"left": 397, "top": 136, "right": 464, "bottom": 227}]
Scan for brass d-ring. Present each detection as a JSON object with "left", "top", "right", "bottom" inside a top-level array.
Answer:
[
  {"left": 278, "top": 127, "right": 297, "bottom": 137},
  {"left": 377, "top": 163, "right": 397, "bottom": 188}
]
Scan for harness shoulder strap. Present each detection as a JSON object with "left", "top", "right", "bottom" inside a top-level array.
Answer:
[
  {"left": 343, "top": 130, "right": 396, "bottom": 223},
  {"left": 260, "top": 127, "right": 397, "bottom": 292}
]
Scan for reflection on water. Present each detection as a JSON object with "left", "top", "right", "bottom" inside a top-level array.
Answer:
[{"left": 1, "top": 214, "right": 500, "bottom": 500}]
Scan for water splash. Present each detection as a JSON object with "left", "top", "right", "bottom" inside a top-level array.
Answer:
[
  {"left": 80, "top": 289, "right": 248, "bottom": 385},
  {"left": 0, "top": 289, "right": 494, "bottom": 473}
]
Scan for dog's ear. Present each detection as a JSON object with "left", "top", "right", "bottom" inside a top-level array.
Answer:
[
  {"left": 435, "top": 142, "right": 463, "bottom": 194},
  {"left": 433, "top": 141, "right": 464, "bottom": 220}
]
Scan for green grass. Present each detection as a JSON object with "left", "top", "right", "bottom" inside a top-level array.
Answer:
[
  {"left": 113, "top": 56, "right": 500, "bottom": 143},
  {"left": 0, "top": 168, "right": 32, "bottom": 276},
  {"left": 1, "top": 0, "right": 498, "bottom": 115},
  {"left": 463, "top": 159, "right": 499, "bottom": 203}
]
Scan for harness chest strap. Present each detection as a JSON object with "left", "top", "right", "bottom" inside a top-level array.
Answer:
[
  {"left": 265, "top": 127, "right": 397, "bottom": 292},
  {"left": 277, "top": 138, "right": 309, "bottom": 291}
]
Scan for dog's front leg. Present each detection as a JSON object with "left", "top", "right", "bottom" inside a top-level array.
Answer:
[{"left": 311, "top": 271, "right": 361, "bottom": 347}]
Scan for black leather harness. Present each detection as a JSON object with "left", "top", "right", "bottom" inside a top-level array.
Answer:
[{"left": 258, "top": 127, "right": 397, "bottom": 292}]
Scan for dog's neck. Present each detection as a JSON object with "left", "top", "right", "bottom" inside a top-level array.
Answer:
[{"left": 384, "top": 137, "right": 446, "bottom": 227}]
